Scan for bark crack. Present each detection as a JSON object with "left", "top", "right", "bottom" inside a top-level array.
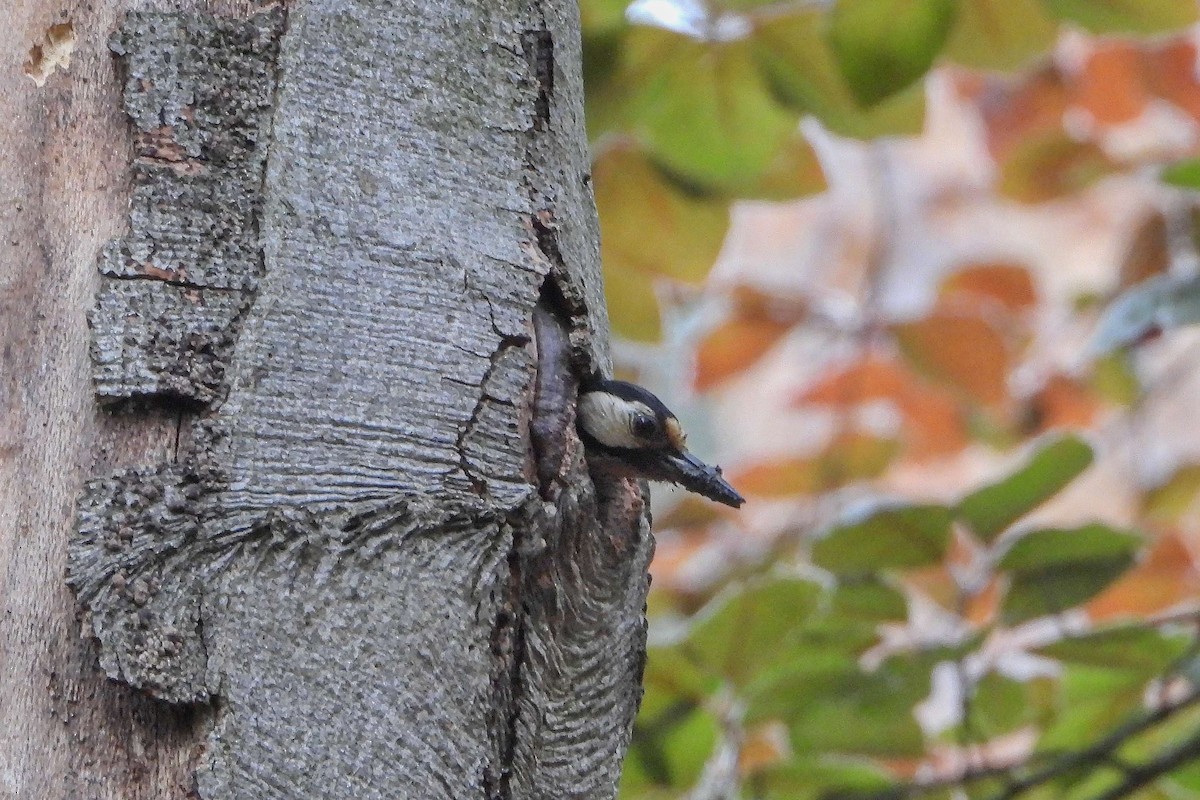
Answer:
[
  {"left": 485, "top": 527, "right": 530, "bottom": 800},
  {"left": 484, "top": 26, "right": 556, "bottom": 799},
  {"left": 100, "top": 271, "right": 246, "bottom": 293},
  {"left": 524, "top": 28, "right": 553, "bottom": 133},
  {"left": 453, "top": 332, "right": 531, "bottom": 495},
  {"left": 487, "top": 13, "right": 650, "bottom": 797}
]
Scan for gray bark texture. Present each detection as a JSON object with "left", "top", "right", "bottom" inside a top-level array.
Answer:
[{"left": 1, "top": 1, "right": 652, "bottom": 798}]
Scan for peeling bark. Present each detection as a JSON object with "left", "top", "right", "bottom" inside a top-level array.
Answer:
[
  {"left": 8, "top": 0, "right": 653, "bottom": 798},
  {"left": 91, "top": 10, "right": 282, "bottom": 406}
]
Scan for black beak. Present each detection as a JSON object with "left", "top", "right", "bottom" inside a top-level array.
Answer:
[{"left": 656, "top": 450, "right": 745, "bottom": 508}]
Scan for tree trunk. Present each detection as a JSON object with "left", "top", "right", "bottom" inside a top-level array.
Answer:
[{"left": 1, "top": 1, "right": 652, "bottom": 798}]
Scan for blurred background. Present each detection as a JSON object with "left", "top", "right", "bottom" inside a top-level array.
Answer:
[{"left": 579, "top": 1, "right": 1200, "bottom": 798}]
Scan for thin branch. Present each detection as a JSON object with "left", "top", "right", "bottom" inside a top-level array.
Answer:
[
  {"left": 1088, "top": 725, "right": 1200, "bottom": 800},
  {"left": 985, "top": 688, "right": 1200, "bottom": 800},
  {"left": 836, "top": 686, "right": 1200, "bottom": 800}
]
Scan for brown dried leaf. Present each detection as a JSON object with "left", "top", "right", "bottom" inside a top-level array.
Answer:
[
  {"left": 941, "top": 262, "right": 1038, "bottom": 314},
  {"left": 894, "top": 312, "right": 1013, "bottom": 407},
  {"left": 694, "top": 318, "right": 792, "bottom": 390}
]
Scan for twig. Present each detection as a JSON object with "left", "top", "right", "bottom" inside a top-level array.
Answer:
[
  {"left": 1087, "top": 725, "right": 1200, "bottom": 800},
  {"left": 986, "top": 687, "right": 1200, "bottom": 800},
  {"left": 834, "top": 687, "right": 1200, "bottom": 800}
]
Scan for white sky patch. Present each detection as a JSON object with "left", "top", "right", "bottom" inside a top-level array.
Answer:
[
  {"left": 625, "top": 0, "right": 752, "bottom": 42},
  {"left": 626, "top": 0, "right": 709, "bottom": 37}
]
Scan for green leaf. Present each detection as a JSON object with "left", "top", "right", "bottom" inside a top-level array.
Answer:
[
  {"left": 775, "top": 655, "right": 932, "bottom": 756},
  {"left": 755, "top": 757, "right": 894, "bottom": 800},
  {"left": 583, "top": 27, "right": 630, "bottom": 140},
  {"left": 1038, "top": 664, "right": 1147, "bottom": 751},
  {"left": 973, "top": 672, "right": 1026, "bottom": 737},
  {"left": 752, "top": 10, "right": 927, "bottom": 139},
  {"left": 957, "top": 434, "right": 1094, "bottom": 543},
  {"left": 623, "top": 702, "right": 720, "bottom": 791},
  {"left": 746, "top": 660, "right": 928, "bottom": 756},
  {"left": 641, "top": 644, "right": 722, "bottom": 710},
  {"left": 593, "top": 143, "right": 730, "bottom": 341},
  {"left": 1162, "top": 158, "right": 1200, "bottom": 190},
  {"left": 627, "top": 643, "right": 723, "bottom": 792},
  {"left": 685, "top": 574, "right": 825, "bottom": 684},
  {"left": 620, "top": 28, "right": 800, "bottom": 191},
  {"left": 1168, "top": 756, "right": 1200, "bottom": 793},
  {"left": 830, "top": 576, "right": 909, "bottom": 623},
  {"left": 1041, "top": 0, "right": 1199, "bottom": 35},
  {"left": 812, "top": 503, "right": 953, "bottom": 573},
  {"left": 999, "top": 525, "right": 1142, "bottom": 624},
  {"left": 602, "top": 258, "right": 663, "bottom": 342},
  {"left": 1121, "top": 705, "right": 1200, "bottom": 786},
  {"left": 944, "top": 0, "right": 1058, "bottom": 72},
  {"left": 717, "top": 130, "right": 828, "bottom": 201},
  {"left": 999, "top": 523, "right": 1141, "bottom": 574},
  {"left": 1036, "top": 624, "right": 1191, "bottom": 679},
  {"left": 787, "top": 618, "right": 884, "bottom": 661},
  {"left": 828, "top": 0, "right": 957, "bottom": 106},
  {"left": 1143, "top": 464, "right": 1200, "bottom": 522},
  {"left": 594, "top": 144, "right": 730, "bottom": 283},
  {"left": 1089, "top": 350, "right": 1141, "bottom": 405},
  {"left": 971, "top": 672, "right": 1056, "bottom": 739},
  {"left": 579, "top": 0, "right": 630, "bottom": 34},
  {"left": 1091, "top": 274, "right": 1200, "bottom": 354}
]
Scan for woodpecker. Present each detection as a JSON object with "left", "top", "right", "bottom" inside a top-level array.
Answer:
[{"left": 576, "top": 379, "right": 745, "bottom": 508}]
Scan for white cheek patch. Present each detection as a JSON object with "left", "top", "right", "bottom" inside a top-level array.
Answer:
[
  {"left": 578, "top": 393, "right": 654, "bottom": 449},
  {"left": 665, "top": 417, "right": 686, "bottom": 450}
]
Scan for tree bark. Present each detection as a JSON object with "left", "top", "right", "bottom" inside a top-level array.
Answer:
[{"left": 1, "top": 1, "right": 651, "bottom": 798}]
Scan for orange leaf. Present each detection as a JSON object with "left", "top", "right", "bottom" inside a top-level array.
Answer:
[
  {"left": 981, "top": 66, "right": 1071, "bottom": 163},
  {"left": 977, "top": 63, "right": 1125, "bottom": 202},
  {"left": 694, "top": 318, "right": 791, "bottom": 390},
  {"left": 895, "top": 389, "right": 970, "bottom": 460},
  {"left": 1146, "top": 39, "right": 1200, "bottom": 123},
  {"left": 1075, "top": 41, "right": 1149, "bottom": 125},
  {"left": 732, "top": 457, "right": 823, "bottom": 498},
  {"left": 997, "top": 129, "right": 1115, "bottom": 204},
  {"left": 894, "top": 312, "right": 1013, "bottom": 407},
  {"left": 730, "top": 284, "right": 809, "bottom": 324},
  {"left": 965, "top": 577, "right": 1002, "bottom": 627},
  {"left": 940, "top": 262, "right": 1037, "bottom": 314},
  {"left": 649, "top": 534, "right": 713, "bottom": 589},
  {"left": 795, "top": 355, "right": 913, "bottom": 406},
  {"left": 796, "top": 355, "right": 970, "bottom": 461},
  {"left": 903, "top": 566, "right": 958, "bottom": 610},
  {"left": 730, "top": 434, "right": 897, "bottom": 498},
  {"left": 1028, "top": 374, "right": 1101, "bottom": 432},
  {"left": 875, "top": 758, "right": 924, "bottom": 781},
  {"left": 739, "top": 721, "right": 791, "bottom": 776},
  {"left": 1087, "top": 533, "right": 1200, "bottom": 620}
]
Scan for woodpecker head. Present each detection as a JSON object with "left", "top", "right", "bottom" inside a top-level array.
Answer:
[{"left": 576, "top": 379, "right": 745, "bottom": 508}]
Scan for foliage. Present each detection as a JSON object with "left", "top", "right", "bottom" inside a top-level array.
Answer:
[{"left": 581, "top": 2, "right": 1200, "bottom": 799}]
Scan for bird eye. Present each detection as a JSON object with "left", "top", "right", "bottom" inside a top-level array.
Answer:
[{"left": 631, "top": 415, "right": 659, "bottom": 439}]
